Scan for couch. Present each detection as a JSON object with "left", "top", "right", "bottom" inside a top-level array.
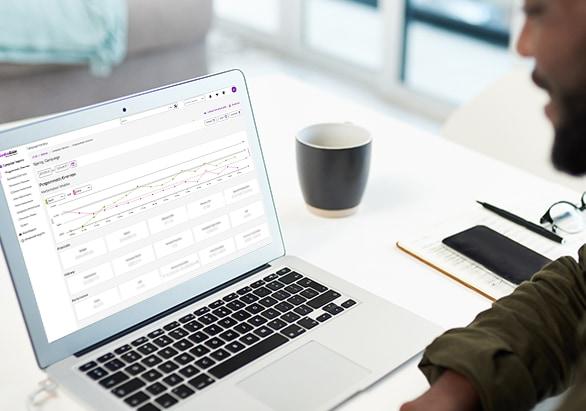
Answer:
[{"left": 0, "top": 0, "right": 213, "bottom": 123}]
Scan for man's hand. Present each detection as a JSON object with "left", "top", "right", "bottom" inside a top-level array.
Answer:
[{"left": 400, "top": 370, "right": 481, "bottom": 411}]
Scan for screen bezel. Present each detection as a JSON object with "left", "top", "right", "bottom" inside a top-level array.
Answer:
[{"left": 0, "top": 70, "right": 285, "bottom": 368}]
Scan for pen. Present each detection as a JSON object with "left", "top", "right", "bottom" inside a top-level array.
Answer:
[{"left": 476, "top": 201, "right": 565, "bottom": 244}]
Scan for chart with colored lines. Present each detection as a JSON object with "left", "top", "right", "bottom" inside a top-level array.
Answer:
[{"left": 47, "top": 132, "right": 254, "bottom": 240}]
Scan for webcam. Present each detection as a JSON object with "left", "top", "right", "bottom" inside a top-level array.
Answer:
[{"left": 122, "top": 107, "right": 127, "bottom": 112}]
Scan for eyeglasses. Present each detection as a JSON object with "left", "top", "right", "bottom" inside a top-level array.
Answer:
[{"left": 540, "top": 192, "right": 586, "bottom": 234}]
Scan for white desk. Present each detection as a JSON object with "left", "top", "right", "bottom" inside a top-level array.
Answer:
[{"left": 0, "top": 74, "right": 577, "bottom": 411}]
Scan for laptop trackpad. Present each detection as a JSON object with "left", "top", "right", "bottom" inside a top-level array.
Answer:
[{"left": 238, "top": 341, "right": 370, "bottom": 411}]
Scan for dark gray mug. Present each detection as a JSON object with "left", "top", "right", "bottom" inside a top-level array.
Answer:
[{"left": 296, "top": 123, "right": 371, "bottom": 217}]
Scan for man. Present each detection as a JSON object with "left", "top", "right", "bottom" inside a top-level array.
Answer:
[{"left": 401, "top": 1, "right": 586, "bottom": 410}]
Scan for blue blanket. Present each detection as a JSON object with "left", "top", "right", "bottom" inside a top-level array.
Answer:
[{"left": 0, "top": 0, "right": 127, "bottom": 75}]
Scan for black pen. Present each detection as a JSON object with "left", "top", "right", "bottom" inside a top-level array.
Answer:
[{"left": 477, "top": 201, "right": 565, "bottom": 244}]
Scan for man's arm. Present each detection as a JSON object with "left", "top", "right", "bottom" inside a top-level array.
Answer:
[{"left": 405, "top": 245, "right": 586, "bottom": 411}]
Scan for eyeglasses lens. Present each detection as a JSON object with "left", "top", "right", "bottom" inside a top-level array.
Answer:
[{"left": 550, "top": 203, "right": 584, "bottom": 234}]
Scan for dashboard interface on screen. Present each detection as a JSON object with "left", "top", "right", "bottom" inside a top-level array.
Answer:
[{"left": 0, "top": 86, "right": 272, "bottom": 342}]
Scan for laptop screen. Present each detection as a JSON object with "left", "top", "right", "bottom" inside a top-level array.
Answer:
[{"left": 0, "top": 84, "right": 273, "bottom": 343}]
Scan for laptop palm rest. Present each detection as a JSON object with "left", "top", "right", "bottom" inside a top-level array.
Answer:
[{"left": 238, "top": 341, "right": 371, "bottom": 411}]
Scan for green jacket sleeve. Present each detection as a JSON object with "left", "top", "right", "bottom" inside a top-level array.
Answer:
[{"left": 419, "top": 245, "right": 586, "bottom": 411}]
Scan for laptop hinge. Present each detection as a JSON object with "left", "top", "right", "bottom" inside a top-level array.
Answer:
[{"left": 74, "top": 263, "right": 271, "bottom": 357}]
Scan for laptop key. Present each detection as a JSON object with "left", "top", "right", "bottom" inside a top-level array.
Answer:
[
  {"left": 272, "top": 290, "right": 291, "bottom": 301},
  {"left": 131, "top": 337, "right": 148, "bottom": 347},
  {"left": 307, "top": 290, "right": 341, "bottom": 309},
  {"left": 294, "top": 304, "right": 313, "bottom": 316},
  {"left": 219, "top": 330, "right": 240, "bottom": 342},
  {"left": 183, "top": 320, "right": 203, "bottom": 333},
  {"left": 203, "top": 324, "right": 223, "bottom": 336},
  {"left": 112, "top": 377, "right": 146, "bottom": 398},
  {"left": 266, "top": 281, "right": 284, "bottom": 291},
  {"left": 252, "top": 286, "right": 271, "bottom": 297},
  {"left": 189, "top": 344, "right": 210, "bottom": 358},
  {"left": 79, "top": 361, "right": 97, "bottom": 372},
  {"left": 146, "top": 382, "right": 167, "bottom": 396},
  {"left": 284, "top": 283, "right": 303, "bottom": 294},
  {"left": 341, "top": 299, "right": 357, "bottom": 308},
  {"left": 188, "top": 374, "right": 215, "bottom": 390},
  {"left": 97, "top": 353, "right": 114, "bottom": 363},
  {"left": 124, "top": 391, "right": 149, "bottom": 407},
  {"left": 316, "top": 313, "right": 332, "bottom": 322},
  {"left": 287, "top": 295, "right": 307, "bottom": 306},
  {"left": 147, "top": 329, "right": 164, "bottom": 339},
  {"left": 87, "top": 367, "right": 108, "bottom": 380},
  {"left": 232, "top": 309, "right": 252, "bottom": 321},
  {"left": 237, "top": 286, "right": 252, "bottom": 295},
  {"left": 250, "top": 280, "right": 265, "bottom": 288},
  {"left": 195, "top": 356, "right": 216, "bottom": 369},
  {"left": 99, "top": 371, "right": 129, "bottom": 388},
  {"left": 174, "top": 353, "right": 194, "bottom": 366},
  {"left": 234, "top": 322, "right": 254, "bottom": 334},
  {"left": 297, "top": 278, "right": 328, "bottom": 293},
  {"left": 210, "top": 349, "right": 230, "bottom": 361},
  {"left": 253, "top": 326, "right": 273, "bottom": 338},
  {"left": 172, "top": 339, "right": 194, "bottom": 352},
  {"left": 162, "top": 373, "right": 183, "bottom": 387},
  {"left": 114, "top": 344, "right": 132, "bottom": 355},
  {"left": 141, "top": 370, "right": 162, "bottom": 383},
  {"left": 263, "top": 273, "right": 278, "bottom": 282},
  {"left": 158, "top": 347, "right": 178, "bottom": 359},
  {"left": 188, "top": 331, "right": 209, "bottom": 344},
  {"left": 218, "top": 317, "right": 238, "bottom": 328},
  {"left": 281, "top": 312, "right": 300, "bottom": 323},
  {"left": 240, "top": 293, "right": 259, "bottom": 304},
  {"left": 279, "top": 271, "right": 303, "bottom": 285},
  {"left": 276, "top": 267, "right": 291, "bottom": 276},
  {"left": 261, "top": 308, "right": 280, "bottom": 320},
  {"left": 152, "top": 335, "right": 173, "bottom": 347},
  {"left": 274, "top": 302, "right": 294, "bottom": 313},
  {"left": 199, "top": 313, "right": 218, "bottom": 325},
  {"left": 212, "top": 306, "right": 232, "bottom": 318},
  {"left": 105, "top": 359, "right": 125, "bottom": 371},
  {"left": 178, "top": 313, "right": 195, "bottom": 323},
  {"left": 223, "top": 293, "right": 239, "bottom": 302},
  {"left": 280, "top": 324, "right": 306, "bottom": 339},
  {"left": 208, "top": 334, "right": 288, "bottom": 379},
  {"left": 209, "top": 299, "right": 224, "bottom": 309},
  {"left": 248, "top": 315, "right": 267, "bottom": 327},
  {"left": 258, "top": 296, "right": 278, "bottom": 307},
  {"left": 226, "top": 300, "right": 246, "bottom": 311},
  {"left": 121, "top": 350, "right": 142, "bottom": 364},
  {"left": 137, "top": 403, "right": 160, "bottom": 411},
  {"left": 169, "top": 328, "right": 188, "bottom": 340},
  {"left": 158, "top": 361, "right": 179, "bottom": 374},
  {"left": 194, "top": 307, "right": 210, "bottom": 316},
  {"left": 179, "top": 365, "right": 199, "bottom": 378},
  {"left": 267, "top": 319, "right": 287, "bottom": 330},
  {"left": 137, "top": 343, "right": 157, "bottom": 355},
  {"left": 172, "top": 384, "right": 195, "bottom": 399},
  {"left": 245, "top": 303, "right": 264, "bottom": 314},
  {"left": 225, "top": 341, "right": 246, "bottom": 354},
  {"left": 323, "top": 303, "right": 344, "bottom": 316},
  {"left": 300, "top": 288, "right": 319, "bottom": 299},
  {"left": 163, "top": 321, "right": 180, "bottom": 332},
  {"left": 141, "top": 355, "right": 163, "bottom": 367},
  {"left": 240, "top": 333, "right": 260, "bottom": 345},
  {"left": 155, "top": 393, "right": 178, "bottom": 409},
  {"left": 204, "top": 337, "right": 224, "bottom": 350},
  {"left": 298, "top": 317, "right": 319, "bottom": 330},
  {"left": 126, "top": 363, "right": 147, "bottom": 376}
]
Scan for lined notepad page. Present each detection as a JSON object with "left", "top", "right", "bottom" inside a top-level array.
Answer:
[{"left": 397, "top": 209, "right": 586, "bottom": 301}]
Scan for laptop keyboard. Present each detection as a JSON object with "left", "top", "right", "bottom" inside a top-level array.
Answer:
[{"left": 78, "top": 267, "right": 358, "bottom": 410}]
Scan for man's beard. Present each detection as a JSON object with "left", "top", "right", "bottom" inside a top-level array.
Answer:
[
  {"left": 551, "top": 93, "right": 586, "bottom": 176},
  {"left": 534, "top": 70, "right": 586, "bottom": 176}
]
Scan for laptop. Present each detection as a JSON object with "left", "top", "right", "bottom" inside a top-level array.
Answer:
[{"left": 0, "top": 70, "right": 441, "bottom": 411}]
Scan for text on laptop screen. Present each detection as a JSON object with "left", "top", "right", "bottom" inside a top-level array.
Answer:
[{"left": 0, "top": 87, "right": 272, "bottom": 342}]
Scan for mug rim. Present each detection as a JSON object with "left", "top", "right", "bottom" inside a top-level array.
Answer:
[{"left": 296, "top": 123, "right": 372, "bottom": 151}]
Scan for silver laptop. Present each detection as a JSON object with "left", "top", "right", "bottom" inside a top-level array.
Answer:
[{"left": 0, "top": 70, "right": 441, "bottom": 411}]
